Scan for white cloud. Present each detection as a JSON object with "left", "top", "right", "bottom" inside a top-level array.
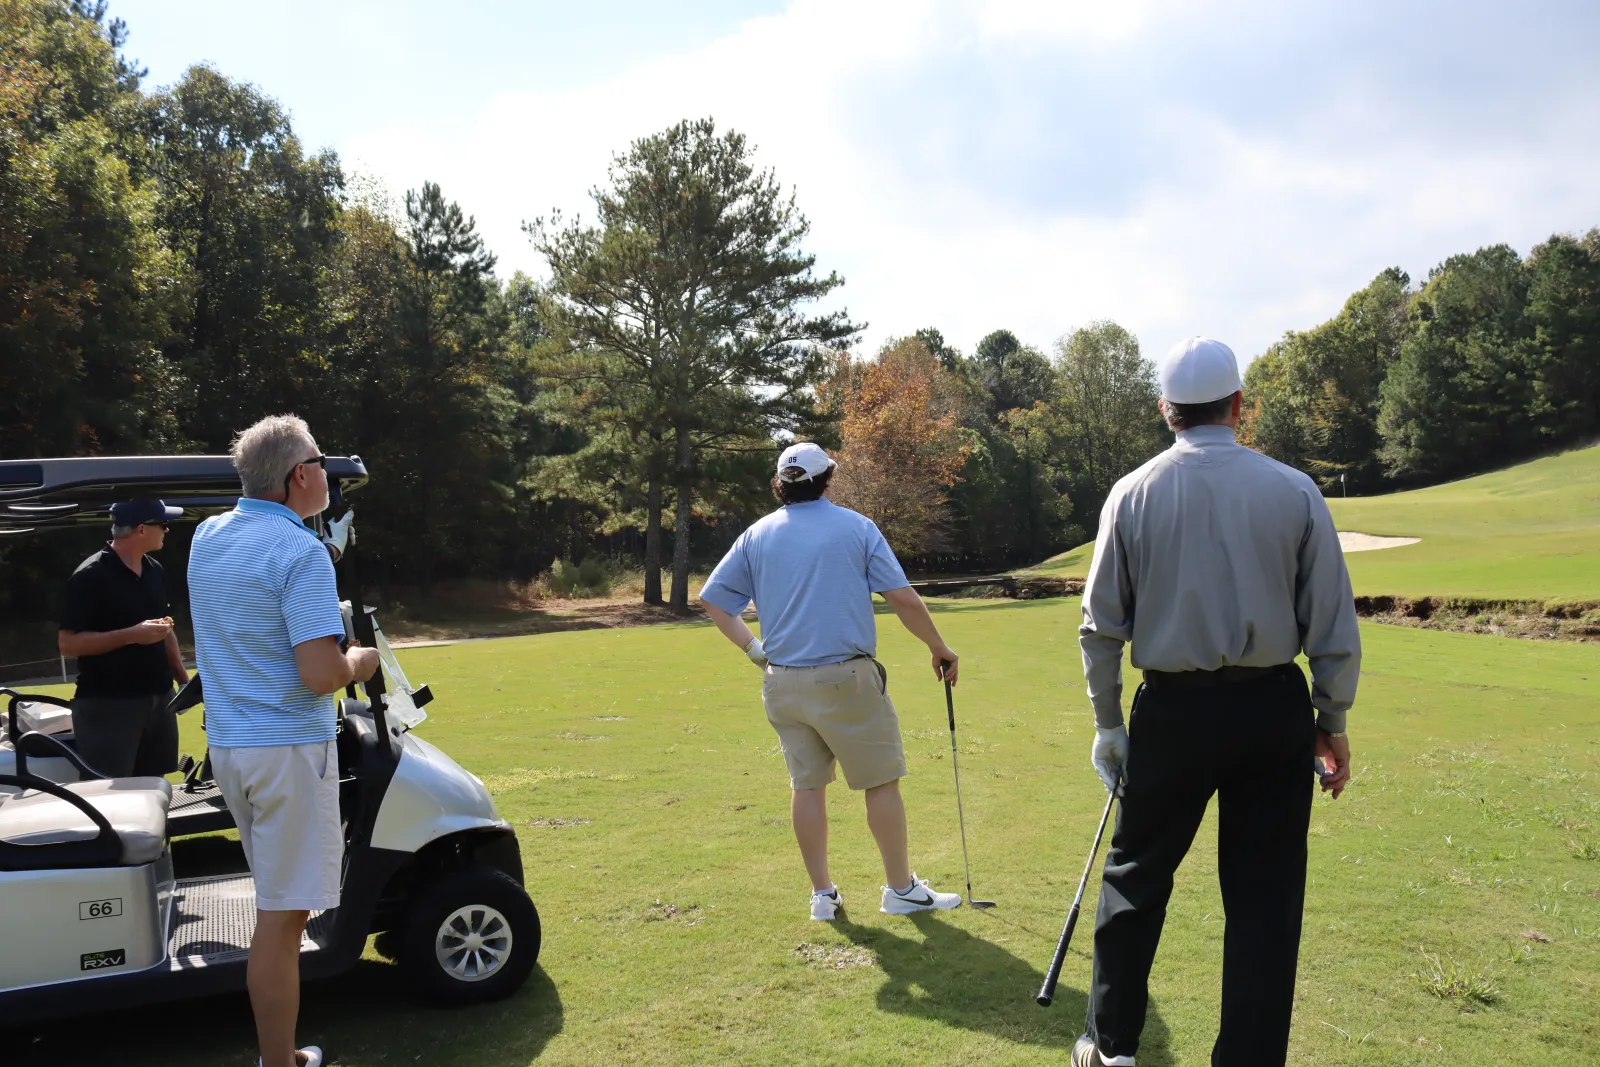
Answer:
[{"left": 340, "top": 0, "right": 1600, "bottom": 362}]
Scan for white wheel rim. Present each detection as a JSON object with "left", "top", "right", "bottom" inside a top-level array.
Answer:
[{"left": 434, "top": 904, "right": 513, "bottom": 982}]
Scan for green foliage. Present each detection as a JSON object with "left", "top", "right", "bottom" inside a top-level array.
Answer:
[
  {"left": 1242, "top": 268, "right": 1410, "bottom": 492},
  {"left": 542, "top": 555, "right": 629, "bottom": 598},
  {"left": 931, "top": 320, "right": 1161, "bottom": 570},
  {"left": 1049, "top": 320, "right": 1167, "bottom": 519},
  {"left": 146, "top": 64, "right": 344, "bottom": 450},
  {"left": 1247, "top": 236, "right": 1600, "bottom": 497},
  {"left": 1379, "top": 246, "right": 1535, "bottom": 481},
  {"left": 1523, "top": 232, "right": 1600, "bottom": 442},
  {"left": 0, "top": 0, "right": 175, "bottom": 458},
  {"left": 0, "top": 1, "right": 579, "bottom": 621},
  {"left": 531, "top": 118, "right": 856, "bottom": 609}
]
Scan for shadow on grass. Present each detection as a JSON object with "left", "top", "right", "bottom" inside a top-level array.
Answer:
[
  {"left": 9, "top": 948, "right": 563, "bottom": 1067},
  {"left": 835, "top": 912, "right": 1172, "bottom": 1064}
]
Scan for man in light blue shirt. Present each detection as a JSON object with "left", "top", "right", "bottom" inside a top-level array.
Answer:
[
  {"left": 700, "top": 442, "right": 966, "bottom": 921},
  {"left": 189, "top": 414, "right": 378, "bottom": 1067}
]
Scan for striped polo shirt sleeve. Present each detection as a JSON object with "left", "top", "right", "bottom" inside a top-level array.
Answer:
[{"left": 282, "top": 544, "right": 344, "bottom": 647}]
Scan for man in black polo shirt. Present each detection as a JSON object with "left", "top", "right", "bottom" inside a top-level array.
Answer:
[{"left": 57, "top": 499, "right": 190, "bottom": 778}]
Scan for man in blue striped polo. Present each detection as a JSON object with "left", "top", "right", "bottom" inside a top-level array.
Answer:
[{"left": 189, "top": 414, "right": 379, "bottom": 1067}]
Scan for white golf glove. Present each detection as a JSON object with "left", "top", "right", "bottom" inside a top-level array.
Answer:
[
  {"left": 744, "top": 636, "right": 769, "bottom": 668},
  {"left": 1091, "top": 725, "right": 1128, "bottom": 796},
  {"left": 322, "top": 510, "right": 354, "bottom": 561}
]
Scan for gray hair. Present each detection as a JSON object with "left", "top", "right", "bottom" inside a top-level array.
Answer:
[
  {"left": 110, "top": 525, "right": 137, "bottom": 539},
  {"left": 232, "top": 414, "right": 316, "bottom": 499}
]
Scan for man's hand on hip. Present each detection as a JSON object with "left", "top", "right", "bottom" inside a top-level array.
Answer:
[
  {"left": 744, "top": 636, "right": 769, "bottom": 668},
  {"left": 1091, "top": 724, "right": 1128, "bottom": 796},
  {"left": 932, "top": 646, "right": 958, "bottom": 685},
  {"left": 1314, "top": 729, "right": 1351, "bottom": 799}
]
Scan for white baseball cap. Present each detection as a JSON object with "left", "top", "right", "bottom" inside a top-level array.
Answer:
[
  {"left": 1158, "top": 337, "right": 1243, "bottom": 404},
  {"left": 776, "top": 441, "right": 836, "bottom": 482}
]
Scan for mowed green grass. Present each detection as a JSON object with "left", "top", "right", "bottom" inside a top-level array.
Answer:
[
  {"left": 1025, "top": 444, "right": 1600, "bottom": 601},
  {"left": 1023, "top": 539, "right": 1095, "bottom": 579},
  {"left": 1327, "top": 445, "right": 1600, "bottom": 601},
  {"left": 14, "top": 600, "right": 1599, "bottom": 1066}
]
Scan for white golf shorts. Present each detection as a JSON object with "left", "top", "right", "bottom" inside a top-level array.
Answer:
[{"left": 211, "top": 739, "right": 343, "bottom": 911}]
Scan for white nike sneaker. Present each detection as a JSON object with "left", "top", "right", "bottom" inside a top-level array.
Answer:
[
  {"left": 260, "top": 1048, "right": 322, "bottom": 1067},
  {"left": 810, "top": 886, "right": 842, "bottom": 920},
  {"left": 880, "top": 874, "right": 962, "bottom": 914}
]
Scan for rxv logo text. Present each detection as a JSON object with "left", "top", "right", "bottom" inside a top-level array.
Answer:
[{"left": 80, "top": 949, "right": 126, "bottom": 971}]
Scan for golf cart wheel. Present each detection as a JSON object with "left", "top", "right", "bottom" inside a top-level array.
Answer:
[{"left": 401, "top": 867, "right": 540, "bottom": 1004}]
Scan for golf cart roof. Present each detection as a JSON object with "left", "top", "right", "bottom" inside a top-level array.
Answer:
[{"left": 0, "top": 455, "right": 367, "bottom": 533}]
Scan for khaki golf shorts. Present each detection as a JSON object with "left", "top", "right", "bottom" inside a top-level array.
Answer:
[
  {"left": 762, "top": 657, "right": 907, "bottom": 791},
  {"left": 211, "top": 739, "right": 343, "bottom": 912}
]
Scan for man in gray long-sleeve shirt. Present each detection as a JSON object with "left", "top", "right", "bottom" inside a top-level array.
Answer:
[{"left": 1070, "top": 337, "right": 1361, "bottom": 1067}]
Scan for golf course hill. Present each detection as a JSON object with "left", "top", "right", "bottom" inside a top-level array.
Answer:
[{"left": 1024, "top": 442, "right": 1600, "bottom": 606}]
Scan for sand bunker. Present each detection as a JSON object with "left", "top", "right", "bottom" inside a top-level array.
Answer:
[{"left": 1338, "top": 531, "right": 1421, "bottom": 553}]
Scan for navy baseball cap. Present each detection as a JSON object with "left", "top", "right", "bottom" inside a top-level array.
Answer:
[{"left": 110, "top": 499, "right": 184, "bottom": 526}]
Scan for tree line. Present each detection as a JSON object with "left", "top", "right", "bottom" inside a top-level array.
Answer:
[
  {"left": 1241, "top": 236, "right": 1600, "bottom": 492},
  {"left": 0, "top": 0, "right": 1166, "bottom": 625},
  {"left": 5, "top": 2, "right": 1596, "bottom": 634}
]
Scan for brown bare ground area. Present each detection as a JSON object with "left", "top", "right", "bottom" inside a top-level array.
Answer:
[
  {"left": 375, "top": 580, "right": 711, "bottom": 645},
  {"left": 1352, "top": 594, "right": 1600, "bottom": 642}
]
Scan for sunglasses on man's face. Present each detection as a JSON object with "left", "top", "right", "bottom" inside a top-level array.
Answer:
[
  {"left": 143, "top": 522, "right": 170, "bottom": 531},
  {"left": 283, "top": 454, "right": 328, "bottom": 495}
]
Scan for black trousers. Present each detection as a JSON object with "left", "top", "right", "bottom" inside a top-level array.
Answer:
[
  {"left": 70, "top": 689, "right": 178, "bottom": 778},
  {"left": 1087, "top": 665, "right": 1315, "bottom": 1067}
]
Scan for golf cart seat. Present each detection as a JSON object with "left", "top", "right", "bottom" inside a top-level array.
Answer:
[{"left": 0, "top": 777, "right": 171, "bottom": 871}]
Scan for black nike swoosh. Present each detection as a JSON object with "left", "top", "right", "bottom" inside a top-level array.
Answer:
[{"left": 901, "top": 892, "right": 934, "bottom": 906}]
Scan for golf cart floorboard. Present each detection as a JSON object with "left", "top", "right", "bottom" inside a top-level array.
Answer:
[
  {"left": 170, "top": 874, "right": 331, "bottom": 968},
  {"left": 167, "top": 780, "right": 236, "bottom": 836}
]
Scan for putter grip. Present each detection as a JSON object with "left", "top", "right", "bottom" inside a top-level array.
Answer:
[
  {"left": 1036, "top": 786, "right": 1119, "bottom": 1008},
  {"left": 942, "top": 663, "right": 956, "bottom": 732},
  {"left": 1036, "top": 903, "right": 1082, "bottom": 1006}
]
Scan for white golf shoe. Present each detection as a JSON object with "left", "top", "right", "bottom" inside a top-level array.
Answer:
[
  {"left": 259, "top": 1048, "right": 322, "bottom": 1067},
  {"left": 810, "top": 886, "right": 842, "bottom": 920},
  {"left": 880, "top": 874, "right": 961, "bottom": 914}
]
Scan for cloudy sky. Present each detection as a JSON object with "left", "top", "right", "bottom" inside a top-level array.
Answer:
[{"left": 111, "top": 0, "right": 1600, "bottom": 363}]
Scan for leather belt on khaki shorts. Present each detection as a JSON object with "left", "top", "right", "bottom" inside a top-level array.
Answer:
[{"left": 1141, "top": 664, "right": 1289, "bottom": 691}]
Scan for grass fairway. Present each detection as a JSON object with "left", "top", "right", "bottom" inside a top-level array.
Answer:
[
  {"left": 1022, "top": 539, "right": 1095, "bottom": 579},
  {"left": 1327, "top": 444, "right": 1600, "bottom": 601},
  {"left": 1027, "top": 444, "right": 1600, "bottom": 601},
  {"left": 14, "top": 600, "right": 1599, "bottom": 1066}
]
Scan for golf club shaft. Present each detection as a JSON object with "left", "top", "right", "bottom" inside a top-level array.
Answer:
[
  {"left": 1037, "top": 784, "right": 1118, "bottom": 1007},
  {"left": 944, "top": 674, "right": 977, "bottom": 899}
]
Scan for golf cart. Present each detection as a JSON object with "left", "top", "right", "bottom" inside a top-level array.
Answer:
[{"left": 0, "top": 455, "right": 540, "bottom": 1023}]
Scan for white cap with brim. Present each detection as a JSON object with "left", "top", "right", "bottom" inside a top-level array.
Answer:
[
  {"left": 776, "top": 441, "right": 836, "bottom": 483},
  {"left": 1159, "top": 337, "right": 1243, "bottom": 404}
]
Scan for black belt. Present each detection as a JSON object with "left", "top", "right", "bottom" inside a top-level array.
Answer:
[{"left": 1141, "top": 664, "right": 1291, "bottom": 691}]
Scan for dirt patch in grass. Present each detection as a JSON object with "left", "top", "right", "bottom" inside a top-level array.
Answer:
[
  {"left": 526, "top": 817, "right": 592, "bottom": 829},
  {"left": 794, "top": 942, "right": 876, "bottom": 969},
  {"left": 1354, "top": 595, "right": 1600, "bottom": 642},
  {"left": 370, "top": 578, "right": 714, "bottom": 645},
  {"left": 644, "top": 899, "right": 704, "bottom": 925},
  {"left": 479, "top": 767, "right": 637, "bottom": 793}
]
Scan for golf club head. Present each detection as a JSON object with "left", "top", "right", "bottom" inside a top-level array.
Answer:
[{"left": 968, "top": 896, "right": 996, "bottom": 909}]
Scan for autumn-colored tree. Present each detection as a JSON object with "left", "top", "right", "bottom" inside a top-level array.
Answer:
[{"left": 822, "top": 337, "right": 973, "bottom": 557}]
